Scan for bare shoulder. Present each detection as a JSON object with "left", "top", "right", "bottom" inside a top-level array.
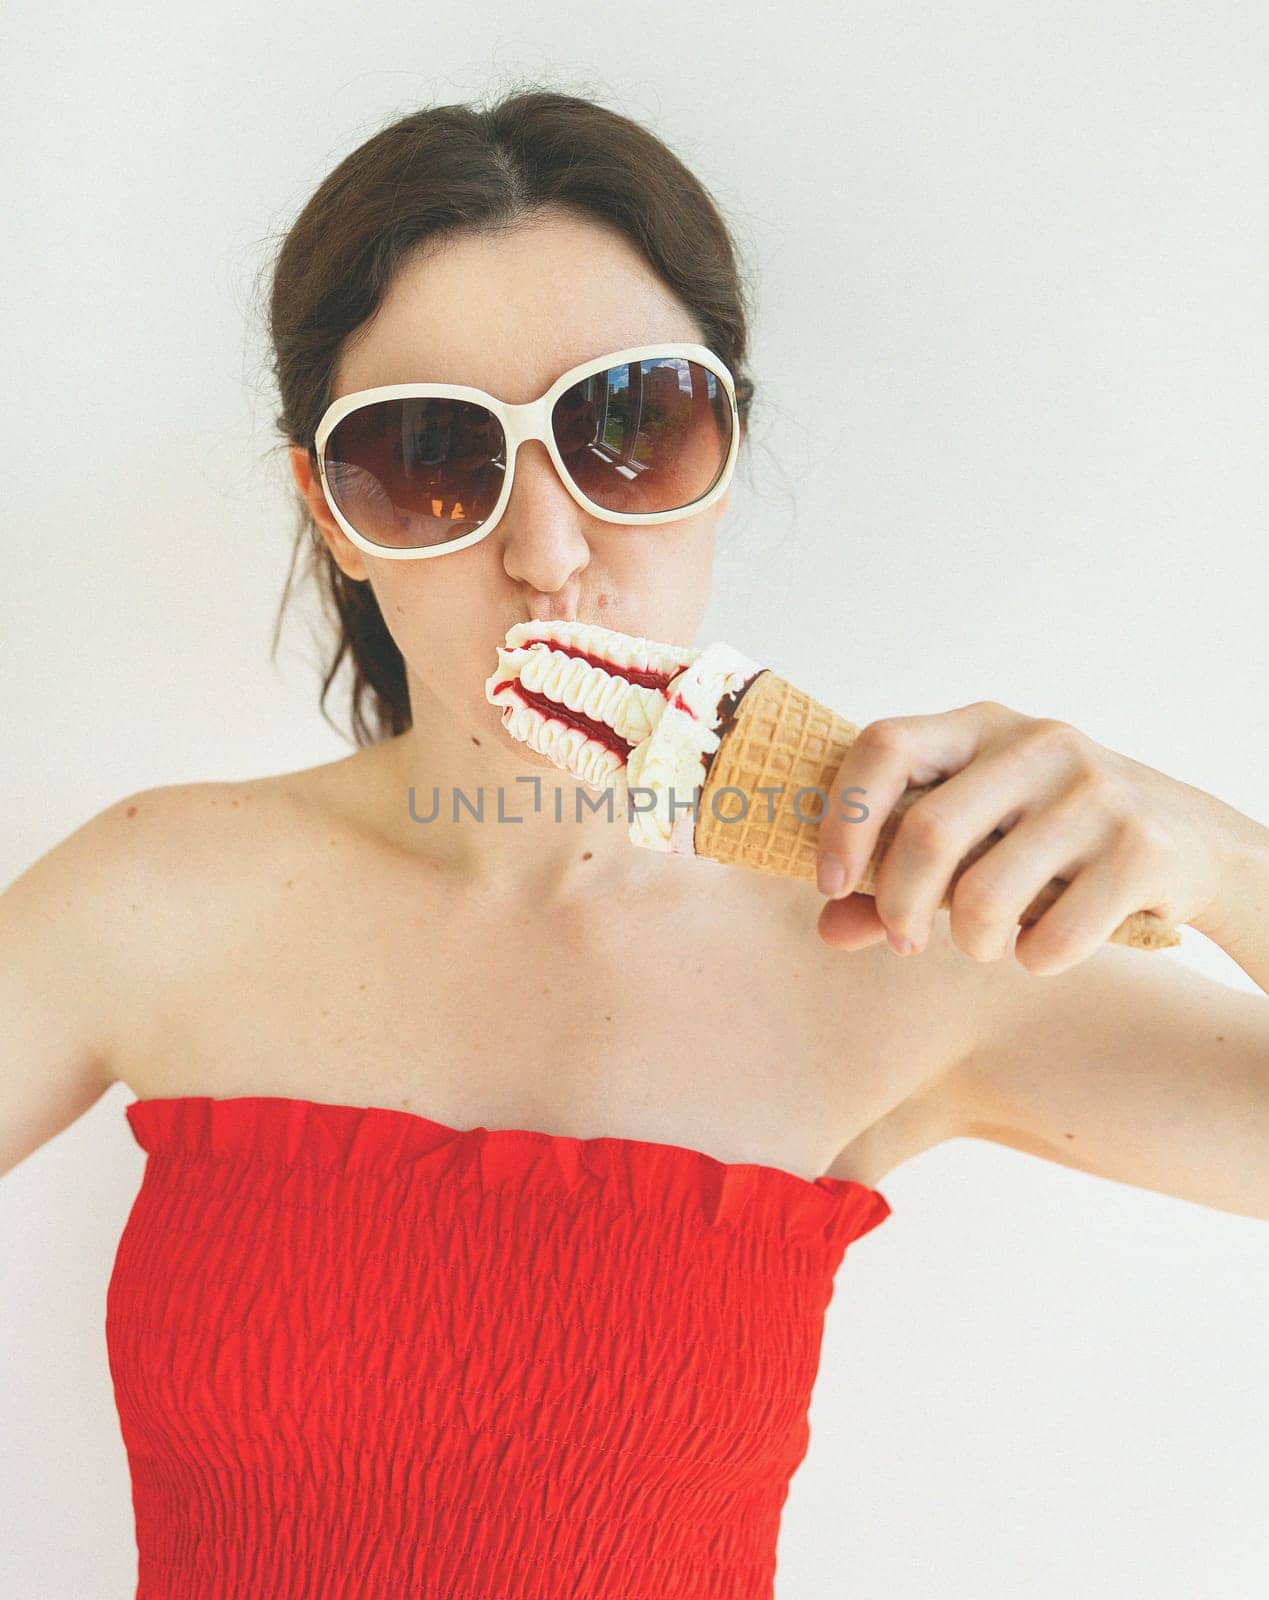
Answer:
[
  {"left": 0, "top": 774, "right": 317, "bottom": 1173},
  {"left": 70, "top": 774, "right": 308, "bottom": 909},
  {"left": 6, "top": 777, "right": 281, "bottom": 940},
  {"left": 46, "top": 775, "right": 318, "bottom": 1052}
]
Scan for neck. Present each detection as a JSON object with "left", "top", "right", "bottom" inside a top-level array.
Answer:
[{"left": 368, "top": 672, "right": 672, "bottom": 906}]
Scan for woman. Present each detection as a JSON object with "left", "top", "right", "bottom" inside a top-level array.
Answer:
[{"left": 3, "top": 88, "right": 1266, "bottom": 1599}]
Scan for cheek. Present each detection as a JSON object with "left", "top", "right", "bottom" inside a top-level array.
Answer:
[
  {"left": 366, "top": 567, "right": 420, "bottom": 632},
  {"left": 363, "top": 564, "right": 492, "bottom": 694},
  {"left": 644, "top": 521, "right": 716, "bottom": 601},
  {"left": 362, "top": 565, "right": 452, "bottom": 666}
]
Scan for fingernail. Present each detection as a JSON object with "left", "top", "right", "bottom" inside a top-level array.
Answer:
[
  {"left": 817, "top": 854, "right": 846, "bottom": 896},
  {"left": 887, "top": 930, "right": 914, "bottom": 956}
]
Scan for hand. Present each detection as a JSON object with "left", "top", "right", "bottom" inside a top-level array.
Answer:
[{"left": 813, "top": 700, "right": 1239, "bottom": 974}]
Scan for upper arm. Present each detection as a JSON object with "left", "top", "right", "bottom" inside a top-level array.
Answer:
[
  {"left": 0, "top": 788, "right": 178, "bottom": 1177},
  {"left": 931, "top": 939, "right": 1269, "bottom": 1220}
]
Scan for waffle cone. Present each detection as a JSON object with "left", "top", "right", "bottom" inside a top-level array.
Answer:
[{"left": 693, "top": 670, "right": 1179, "bottom": 952}]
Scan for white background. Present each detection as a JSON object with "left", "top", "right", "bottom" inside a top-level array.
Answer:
[{"left": 2, "top": 4, "right": 1267, "bottom": 1597}]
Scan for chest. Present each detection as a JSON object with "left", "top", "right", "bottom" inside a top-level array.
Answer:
[{"left": 121, "top": 840, "right": 973, "bottom": 1187}]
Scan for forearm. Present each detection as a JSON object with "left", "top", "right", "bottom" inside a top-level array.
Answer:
[{"left": 1189, "top": 803, "right": 1269, "bottom": 994}]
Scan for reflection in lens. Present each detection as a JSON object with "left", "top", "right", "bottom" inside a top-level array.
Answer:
[
  {"left": 553, "top": 358, "right": 731, "bottom": 515},
  {"left": 323, "top": 398, "right": 506, "bottom": 550}
]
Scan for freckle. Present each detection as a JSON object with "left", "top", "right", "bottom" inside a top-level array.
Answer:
[
  {"left": 359, "top": 983, "right": 367, "bottom": 991},
  {"left": 129, "top": 903, "right": 137, "bottom": 912},
  {"left": 582, "top": 851, "right": 593, "bottom": 861},
  {"left": 285, "top": 879, "right": 294, "bottom": 888},
  {"left": 232, "top": 798, "right": 239, "bottom": 807},
  {"left": 1064, "top": 1132, "right": 1075, "bottom": 1139},
  {"left": 472, "top": 736, "right": 481, "bottom": 746},
  {"left": 1216, "top": 1034, "right": 1224, "bottom": 1042},
  {"left": 125, "top": 805, "right": 137, "bottom": 818},
  {"left": 597, "top": 594, "right": 609, "bottom": 609},
  {"left": 604, "top": 1014, "right": 612, "bottom": 1022}
]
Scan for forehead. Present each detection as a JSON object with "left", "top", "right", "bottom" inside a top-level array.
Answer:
[{"left": 333, "top": 210, "right": 705, "bottom": 402}]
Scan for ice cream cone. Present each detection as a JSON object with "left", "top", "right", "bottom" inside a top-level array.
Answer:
[
  {"left": 485, "top": 620, "right": 1181, "bottom": 953},
  {"left": 695, "top": 669, "right": 1180, "bottom": 952}
]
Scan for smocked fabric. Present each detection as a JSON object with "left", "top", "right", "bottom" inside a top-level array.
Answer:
[{"left": 106, "top": 1094, "right": 892, "bottom": 1599}]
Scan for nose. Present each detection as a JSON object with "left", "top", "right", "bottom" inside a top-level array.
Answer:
[{"left": 496, "top": 437, "right": 593, "bottom": 593}]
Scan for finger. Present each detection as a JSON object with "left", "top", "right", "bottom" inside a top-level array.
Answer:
[
  {"left": 946, "top": 796, "right": 1097, "bottom": 962},
  {"left": 816, "top": 892, "right": 889, "bottom": 950},
  {"left": 1012, "top": 855, "right": 1151, "bottom": 975},
  {"left": 871, "top": 745, "right": 1050, "bottom": 954},
  {"left": 816, "top": 701, "right": 1012, "bottom": 900}
]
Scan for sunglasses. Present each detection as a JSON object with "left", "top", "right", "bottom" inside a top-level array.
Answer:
[{"left": 310, "top": 342, "right": 740, "bottom": 560}]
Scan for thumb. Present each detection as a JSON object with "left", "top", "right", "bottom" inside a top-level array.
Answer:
[{"left": 816, "top": 892, "right": 889, "bottom": 950}]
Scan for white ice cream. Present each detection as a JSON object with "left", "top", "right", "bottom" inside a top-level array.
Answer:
[
  {"left": 624, "top": 640, "right": 767, "bottom": 852},
  {"left": 484, "top": 620, "right": 766, "bottom": 855}
]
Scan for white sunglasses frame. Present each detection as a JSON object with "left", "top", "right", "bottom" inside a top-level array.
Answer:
[{"left": 311, "top": 341, "right": 741, "bottom": 561}]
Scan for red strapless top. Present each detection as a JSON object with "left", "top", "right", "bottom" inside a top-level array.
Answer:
[{"left": 106, "top": 1094, "right": 891, "bottom": 1600}]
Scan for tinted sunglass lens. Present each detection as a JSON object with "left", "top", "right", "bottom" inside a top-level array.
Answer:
[
  {"left": 552, "top": 358, "right": 731, "bottom": 514},
  {"left": 323, "top": 398, "right": 505, "bottom": 550}
]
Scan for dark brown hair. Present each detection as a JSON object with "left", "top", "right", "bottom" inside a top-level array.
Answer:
[{"left": 264, "top": 84, "right": 758, "bottom": 748}]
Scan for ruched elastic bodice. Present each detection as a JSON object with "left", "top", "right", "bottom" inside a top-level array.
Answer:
[{"left": 105, "top": 1094, "right": 891, "bottom": 1600}]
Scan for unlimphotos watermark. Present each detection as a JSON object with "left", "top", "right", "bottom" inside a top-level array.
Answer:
[{"left": 405, "top": 779, "right": 871, "bottom": 826}]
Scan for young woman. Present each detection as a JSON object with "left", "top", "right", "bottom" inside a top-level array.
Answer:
[{"left": 4, "top": 89, "right": 1266, "bottom": 1600}]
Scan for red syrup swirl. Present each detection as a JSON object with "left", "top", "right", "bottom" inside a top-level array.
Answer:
[
  {"left": 489, "top": 679, "right": 634, "bottom": 762},
  {"left": 491, "top": 636, "right": 697, "bottom": 763},
  {"left": 512, "top": 636, "right": 685, "bottom": 693}
]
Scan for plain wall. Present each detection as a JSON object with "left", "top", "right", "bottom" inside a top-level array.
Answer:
[{"left": 2, "top": 4, "right": 1266, "bottom": 1596}]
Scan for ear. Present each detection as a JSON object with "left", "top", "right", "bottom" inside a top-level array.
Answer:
[{"left": 286, "top": 444, "right": 372, "bottom": 584}]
